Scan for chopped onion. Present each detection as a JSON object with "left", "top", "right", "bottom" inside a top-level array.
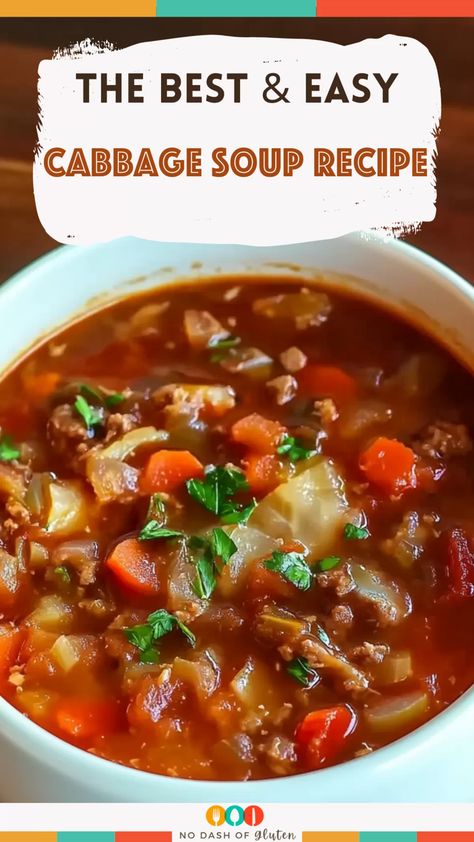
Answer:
[
  {"left": 184, "top": 310, "right": 230, "bottom": 350},
  {"left": 365, "top": 689, "right": 429, "bottom": 733},
  {"left": 382, "top": 511, "right": 429, "bottom": 569},
  {"left": 29, "top": 541, "right": 50, "bottom": 570},
  {"left": 338, "top": 400, "right": 392, "bottom": 440},
  {"left": 373, "top": 652, "right": 413, "bottom": 686},
  {"left": 0, "top": 463, "right": 27, "bottom": 502},
  {"left": 87, "top": 456, "right": 140, "bottom": 504},
  {"left": 25, "top": 472, "right": 54, "bottom": 520},
  {"left": 173, "top": 650, "right": 220, "bottom": 700},
  {"left": 249, "top": 457, "right": 349, "bottom": 559},
  {"left": 50, "top": 634, "right": 81, "bottom": 672},
  {"left": 383, "top": 352, "right": 447, "bottom": 398},
  {"left": 97, "top": 426, "right": 168, "bottom": 462},
  {"left": 17, "top": 689, "right": 58, "bottom": 720},
  {"left": 255, "top": 606, "right": 310, "bottom": 641},
  {"left": 350, "top": 562, "right": 412, "bottom": 626},
  {"left": 46, "top": 480, "right": 90, "bottom": 536},
  {"left": 167, "top": 544, "right": 204, "bottom": 615},
  {"left": 218, "top": 526, "right": 279, "bottom": 597},
  {"left": 220, "top": 347, "right": 273, "bottom": 380},
  {"left": 27, "top": 595, "right": 74, "bottom": 632},
  {"left": 154, "top": 383, "right": 236, "bottom": 418},
  {"left": 252, "top": 291, "right": 331, "bottom": 329},
  {"left": 230, "top": 657, "right": 285, "bottom": 719}
]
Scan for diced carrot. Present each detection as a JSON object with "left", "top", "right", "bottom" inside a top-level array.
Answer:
[
  {"left": 231, "top": 413, "right": 286, "bottom": 455},
  {"left": 23, "top": 371, "right": 60, "bottom": 402},
  {"left": 359, "top": 436, "right": 417, "bottom": 496},
  {"left": 298, "top": 364, "right": 357, "bottom": 403},
  {"left": 105, "top": 537, "right": 160, "bottom": 595},
  {"left": 55, "top": 697, "right": 122, "bottom": 740},
  {"left": 244, "top": 453, "right": 283, "bottom": 494},
  {"left": 0, "top": 624, "right": 23, "bottom": 677},
  {"left": 140, "top": 449, "right": 204, "bottom": 494},
  {"left": 295, "top": 705, "right": 356, "bottom": 770}
]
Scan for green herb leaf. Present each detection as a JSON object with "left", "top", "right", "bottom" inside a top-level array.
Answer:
[
  {"left": 124, "top": 624, "right": 155, "bottom": 651},
  {"left": 208, "top": 335, "right": 241, "bottom": 350},
  {"left": 0, "top": 435, "right": 20, "bottom": 462},
  {"left": 263, "top": 550, "right": 312, "bottom": 591},
  {"left": 187, "top": 465, "right": 248, "bottom": 516},
  {"left": 193, "top": 553, "right": 217, "bottom": 599},
  {"left": 175, "top": 619, "right": 197, "bottom": 646},
  {"left": 220, "top": 499, "right": 256, "bottom": 525},
  {"left": 318, "top": 555, "right": 341, "bottom": 572},
  {"left": 104, "top": 392, "right": 125, "bottom": 408},
  {"left": 124, "top": 608, "right": 196, "bottom": 659},
  {"left": 79, "top": 383, "right": 124, "bottom": 410},
  {"left": 74, "top": 394, "right": 103, "bottom": 431},
  {"left": 277, "top": 435, "right": 314, "bottom": 462},
  {"left": 287, "top": 656, "right": 319, "bottom": 687},
  {"left": 147, "top": 609, "right": 178, "bottom": 639},
  {"left": 140, "top": 648, "right": 160, "bottom": 664},
  {"left": 343, "top": 523, "right": 370, "bottom": 540},
  {"left": 138, "top": 522, "right": 184, "bottom": 542},
  {"left": 211, "top": 527, "right": 237, "bottom": 565},
  {"left": 54, "top": 565, "right": 71, "bottom": 583}
]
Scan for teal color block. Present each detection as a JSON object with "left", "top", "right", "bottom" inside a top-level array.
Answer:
[
  {"left": 360, "top": 834, "right": 418, "bottom": 842},
  {"left": 58, "top": 834, "right": 115, "bottom": 842},
  {"left": 157, "top": 0, "right": 315, "bottom": 16}
]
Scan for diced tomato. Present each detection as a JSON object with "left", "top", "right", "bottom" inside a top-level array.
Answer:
[
  {"left": 298, "top": 364, "right": 357, "bottom": 404},
  {"left": 446, "top": 527, "right": 474, "bottom": 599},
  {"left": 231, "top": 413, "right": 286, "bottom": 455},
  {"left": 55, "top": 697, "right": 122, "bottom": 740},
  {"left": 295, "top": 705, "right": 356, "bottom": 770},
  {"left": 0, "top": 624, "right": 23, "bottom": 678},
  {"left": 244, "top": 453, "right": 283, "bottom": 494},
  {"left": 141, "top": 449, "right": 204, "bottom": 494},
  {"left": 246, "top": 562, "right": 295, "bottom": 601},
  {"left": 105, "top": 537, "right": 160, "bottom": 595},
  {"left": 359, "top": 436, "right": 417, "bottom": 496}
]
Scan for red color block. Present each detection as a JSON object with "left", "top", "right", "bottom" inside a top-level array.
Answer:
[
  {"left": 417, "top": 830, "right": 474, "bottom": 842},
  {"left": 317, "top": 0, "right": 473, "bottom": 15},
  {"left": 116, "top": 834, "right": 173, "bottom": 842}
]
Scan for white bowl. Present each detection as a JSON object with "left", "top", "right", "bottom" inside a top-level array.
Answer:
[{"left": 0, "top": 233, "right": 473, "bottom": 802}]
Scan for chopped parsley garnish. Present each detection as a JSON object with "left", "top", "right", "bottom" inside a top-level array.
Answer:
[
  {"left": 287, "top": 656, "right": 319, "bottom": 687},
  {"left": 54, "top": 565, "right": 71, "bottom": 583},
  {"left": 124, "top": 608, "right": 195, "bottom": 662},
  {"left": 74, "top": 394, "right": 103, "bottom": 431},
  {"left": 104, "top": 392, "right": 125, "bottom": 408},
  {"left": 146, "top": 493, "right": 167, "bottom": 523},
  {"left": 318, "top": 555, "right": 341, "bottom": 572},
  {"left": 209, "top": 335, "right": 241, "bottom": 363},
  {"left": 263, "top": 550, "right": 312, "bottom": 591},
  {"left": 189, "top": 527, "right": 238, "bottom": 599},
  {"left": 211, "top": 527, "right": 238, "bottom": 565},
  {"left": 138, "top": 522, "right": 184, "bottom": 542},
  {"left": 343, "top": 523, "right": 370, "bottom": 540},
  {"left": 193, "top": 554, "right": 217, "bottom": 600},
  {"left": 0, "top": 435, "right": 20, "bottom": 462},
  {"left": 277, "top": 435, "right": 315, "bottom": 462},
  {"left": 78, "top": 383, "right": 125, "bottom": 410},
  {"left": 187, "top": 465, "right": 250, "bottom": 522}
]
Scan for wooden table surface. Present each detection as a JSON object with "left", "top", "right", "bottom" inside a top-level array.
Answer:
[{"left": 1, "top": 18, "right": 473, "bottom": 284}]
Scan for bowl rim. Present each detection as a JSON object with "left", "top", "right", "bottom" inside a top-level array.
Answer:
[{"left": 0, "top": 232, "right": 473, "bottom": 797}]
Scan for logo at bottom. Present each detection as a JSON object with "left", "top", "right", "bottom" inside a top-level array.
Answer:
[{"left": 206, "top": 805, "right": 265, "bottom": 827}]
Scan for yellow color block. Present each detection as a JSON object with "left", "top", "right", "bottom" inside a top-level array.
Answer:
[
  {"left": 0, "top": 835, "right": 57, "bottom": 842},
  {"left": 303, "top": 834, "right": 359, "bottom": 842},
  {"left": 0, "top": 0, "right": 155, "bottom": 15}
]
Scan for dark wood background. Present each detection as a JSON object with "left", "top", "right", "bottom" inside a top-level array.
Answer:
[{"left": 0, "top": 18, "right": 473, "bottom": 284}]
